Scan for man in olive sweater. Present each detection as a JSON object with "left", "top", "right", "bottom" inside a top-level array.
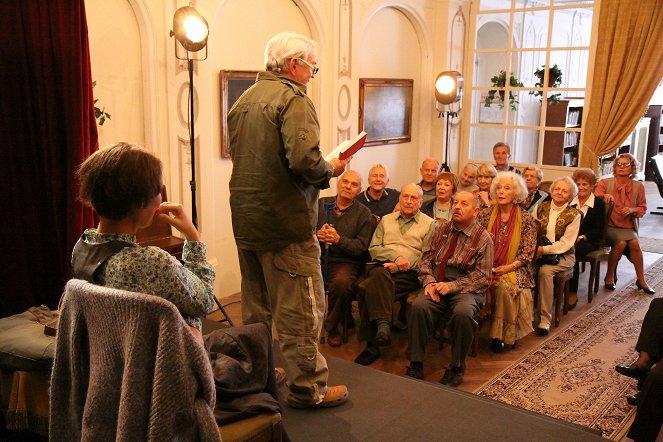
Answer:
[
  {"left": 354, "top": 183, "right": 435, "bottom": 366},
  {"left": 317, "top": 170, "right": 375, "bottom": 347}
]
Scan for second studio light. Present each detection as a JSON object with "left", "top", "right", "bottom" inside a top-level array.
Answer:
[
  {"left": 435, "top": 71, "right": 464, "bottom": 105},
  {"left": 172, "top": 6, "right": 209, "bottom": 53}
]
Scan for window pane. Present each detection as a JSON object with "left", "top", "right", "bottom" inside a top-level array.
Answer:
[
  {"left": 508, "top": 128, "right": 540, "bottom": 165},
  {"left": 470, "top": 126, "right": 503, "bottom": 161},
  {"left": 513, "top": 9, "right": 549, "bottom": 49},
  {"left": 479, "top": 0, "right": 512, "bottom": 11},
  {"left": 473, "top": 93, "right": 507, "bottom": 124},
  {"left": 508, "top": 91, "right": 542, "bottom": 126},
  {"left": 515, "top": 0, "right": 551, "bottom": 7},
  {"left": 550, "top": 49, "right": 589, "bottom": 89},
  {"left": 476, "top": 14, "right": 511, "bottom": 50},
  {"left": 542, "top": 129, "right": 580, "bottom": 166},
  {"left": 474, "top": 51, "right": 508, "bottom": 88},
  {"left": 517, "top": 50, "right": 547, "bottom": 87},
  {"left": 551, "top": 7, "right": 593, "bottom": 48}
]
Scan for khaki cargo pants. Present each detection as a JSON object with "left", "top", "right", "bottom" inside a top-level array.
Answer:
[{"left": 237, "top": 235, "right": 329, "bottom": 406}]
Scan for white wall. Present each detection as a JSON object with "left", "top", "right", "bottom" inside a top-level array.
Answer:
[{"left": 85, "top": 0, "right": 466, "bottom": 298}]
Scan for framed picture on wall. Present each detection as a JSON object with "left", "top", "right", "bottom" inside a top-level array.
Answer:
[
  {"left": 220, "top": 70, "right": 259, "bottom": 158},
  {"left": 359, "top": 78, "right": 413, "bottom": 146}
]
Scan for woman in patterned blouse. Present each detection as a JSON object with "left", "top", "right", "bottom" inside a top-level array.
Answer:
[
  {"left": 74, "top": 142, "right": 215, "bottom": 337},
  {"left": 477, "top": 172, "right": 537, "bottom": 353}
]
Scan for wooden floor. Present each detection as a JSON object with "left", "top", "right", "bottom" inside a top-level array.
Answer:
[{"left": 209, "top": 182, "right": 663, "bottom": 394}]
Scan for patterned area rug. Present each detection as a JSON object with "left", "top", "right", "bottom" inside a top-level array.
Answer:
[
  {"left": 475, "top": 256, "right": 663, "bottom": 439},
  {"left": 639, "top": 237, "right": 663, "bottom": 254}
]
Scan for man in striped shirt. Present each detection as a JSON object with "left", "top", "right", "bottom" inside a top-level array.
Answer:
[{"left": 405, "top": 191, "right": 493, "bottom": 387}]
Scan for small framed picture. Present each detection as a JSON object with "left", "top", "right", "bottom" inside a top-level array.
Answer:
[{"left": 219, "top": 70, "right": 258, "bottom": 158}]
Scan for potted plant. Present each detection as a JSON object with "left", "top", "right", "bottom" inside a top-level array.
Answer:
[
  {"left": 484, "top": 71, "right": 523, "bottom": 111},
  {"left": 529, "top": 64, "right": 563, "bottom": 105},
  {"left": 93, "top": 81, "right": 111, "bottom": 126}
]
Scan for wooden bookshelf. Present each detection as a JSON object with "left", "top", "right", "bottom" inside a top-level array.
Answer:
[{"left": 542, "top": 99, "right": 584, "bottom": 167}]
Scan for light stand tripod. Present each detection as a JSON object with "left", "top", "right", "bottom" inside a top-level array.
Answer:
[{"left": 437, "top": 103, "right": 458, "bottom": 173}]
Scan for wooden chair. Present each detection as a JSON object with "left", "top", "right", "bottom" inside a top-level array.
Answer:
[
  {"left": 575, "top": 199, "right": 614, "bottom": 303},
  {"left": 51, "top": 279, "right": 281, "bottom": 441},
  {"left": 554, "top": 269, "right": 573, "bottom": 327}
]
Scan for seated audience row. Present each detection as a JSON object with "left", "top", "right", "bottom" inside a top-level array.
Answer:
[{"left": 320, "top": 151, "right": 653, "bottom": 387}]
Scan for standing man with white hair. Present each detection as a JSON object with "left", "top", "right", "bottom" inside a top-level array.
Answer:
[{"left": 228, "top": 32, "right": 349, "bottom": 409}]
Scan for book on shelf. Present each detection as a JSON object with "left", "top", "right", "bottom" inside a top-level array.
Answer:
[{"left": 324, "top": 131, "right": 367, "bottom": 161}]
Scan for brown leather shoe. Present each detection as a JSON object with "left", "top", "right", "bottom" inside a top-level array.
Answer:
[{"left": 288, "top": 385, "right": 349, "bottom": 409}]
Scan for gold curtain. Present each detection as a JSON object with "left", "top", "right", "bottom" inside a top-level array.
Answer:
[{"left": 580, "top": 0, "right": 663, "bottom": 170}]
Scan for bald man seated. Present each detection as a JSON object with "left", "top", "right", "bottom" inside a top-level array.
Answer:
[{"left": 418, "top": 158, "right": 441, "bottom": 203}]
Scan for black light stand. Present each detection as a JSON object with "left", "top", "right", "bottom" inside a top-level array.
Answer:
[
  {"left": 437, "top": 105, "right": 458, "bottom": 173},
  {"left": 172, "top": 7, "right": 234, "bottom": 325},
  {"left": 188, "top": 59, "right": 198, "bottom": 228}
]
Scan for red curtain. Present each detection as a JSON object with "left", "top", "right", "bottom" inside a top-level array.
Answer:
[{"left": 0, "top": 0, "right": 97, "bottom": 314}]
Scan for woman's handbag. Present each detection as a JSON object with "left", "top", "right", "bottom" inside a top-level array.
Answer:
[{"left": 537, "top": 237, "right": 560, "bottom": 266}]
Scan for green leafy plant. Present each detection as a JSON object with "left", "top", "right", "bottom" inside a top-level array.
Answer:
[
  {"left": 484, "top": 71, "right": 523, "bottom": 111},
  {"left": 92, "top": 81, "right": 111, "bottom": 126},
  {"left": 529, "top": 64, "right": 563, "bottom": 105}
]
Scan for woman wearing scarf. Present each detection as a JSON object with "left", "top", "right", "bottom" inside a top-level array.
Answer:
[
  {"left": 477, "top": 172, "right": 537, "bottom": 353},
  {"left": 595, "top": 153, "right": 654, "bottom": 294}
]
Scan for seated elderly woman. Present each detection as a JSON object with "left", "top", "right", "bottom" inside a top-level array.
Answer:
[
  {"left": 421, "top": 171, "right": 457, "bottom": 221},
  {"left": 595, "top": 153, "right": 654, "bottom": 294},
  {"left": 533, "top": 176, "right": 582, "bottom": 335},
  {"left": 73, "top": 142, "right": 215, "bottom": 335},
  {"left": 476, "top": 163, "right": 498, "bottom": 208},
  {"left": 477, "top": 172, "right": 537, "bottom": 353},
  {"left": 521, "top": 166, "right": 550, "bottom": 212},
  {"left": 568, "top": 168, "right": 606, "bottom": 308}
]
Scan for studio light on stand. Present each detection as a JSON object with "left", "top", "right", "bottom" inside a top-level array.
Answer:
[
  {"left": 170, "top": 5, "right": 209, "bottom": 229},
  {"left": 171, "top": 6, "right": 234, "bottom": 325},
  {"left": 435, "top": 71, "right": 463, "bottom": 172}
]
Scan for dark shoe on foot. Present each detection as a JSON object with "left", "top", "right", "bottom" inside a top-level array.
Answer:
[
  {"left": 440, "top": 366, "right": 464, "bottom": 387},
  {"left": 491, "top": 338, "right": 505, "bottom": 353},
  {"left": 288, "top": 385, "right": 349, "bottom": 409},
  {"left": 354, "top": 346, "right": 381, "bottom": 366},
  {"left": 636, "top": 281, "right": 656, "bottom": 295},
  {"left": 536, "top": 327, "right": 549, "bottom": 336},
  {"left": 374, "top": 329, "right": 392, "bottom": 347},
  {"left": 604, "top": 281, "right": 616, "bottom": 290},
  {"left": 327, "top": 334, "right": 342, "bottom": 347},
  {"left": 567, "top": 292, "right": 578, "bottom": 310},
  {"left": 405, "top": 365, "right": 424, "bottom": 380},
  {"left": 627, "top": 393, "right": 639, "bottom": 406},
  {"left": 615, "top": 364, "right": 650, "bottom": 381}
]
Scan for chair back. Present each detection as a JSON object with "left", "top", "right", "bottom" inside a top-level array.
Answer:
[
  {"left": 50, "top": 279, "right": 220, "bottom": 441},
  {"left": 649, "top": 154, "right": 663, "bottom": 198}
]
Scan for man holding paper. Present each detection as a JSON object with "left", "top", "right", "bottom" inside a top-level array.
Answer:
[{"left": 228, "top": 32, "right": 349, "bottom": 409}]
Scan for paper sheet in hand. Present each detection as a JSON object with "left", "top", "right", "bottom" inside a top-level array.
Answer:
[{"left": 325, "top": 131, "right": 367, "bottom": 161}]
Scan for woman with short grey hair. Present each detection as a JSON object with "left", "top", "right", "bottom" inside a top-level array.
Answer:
[{"left": 533, "top": 176, "right": 581, "bottom": 335}]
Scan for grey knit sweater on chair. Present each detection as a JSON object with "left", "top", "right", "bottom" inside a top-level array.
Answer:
[{"left": 49, "top": 279, "right": 221, "bottom": 441}]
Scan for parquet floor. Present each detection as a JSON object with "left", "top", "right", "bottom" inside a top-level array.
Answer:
[{"left": 208, "top": 182, "right": 663, "bottom": 394}]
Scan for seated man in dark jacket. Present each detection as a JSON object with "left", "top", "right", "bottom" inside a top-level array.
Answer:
[{"left": 317, "top": 170, "right": 375, "bottom": 347}]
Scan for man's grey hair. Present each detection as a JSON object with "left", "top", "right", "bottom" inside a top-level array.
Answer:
[
  {"left": 368, "top": 163, "right": 390, "bottom": 178},
  {"left": 264, "top": 32, "right": 320, "bottom": 73}
]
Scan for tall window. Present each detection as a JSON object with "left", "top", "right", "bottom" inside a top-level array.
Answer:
[{"left": 467, "top": 0, "right": 596, "bottom": 169}]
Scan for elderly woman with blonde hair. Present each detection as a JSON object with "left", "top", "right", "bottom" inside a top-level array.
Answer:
[
  {"left": 477, "top": 172, "right": 538, "bottom": 352},
  {"left": 475, "top": 163, "right": 498, "bottom": 208},
  {"left": 595, "top": 153, "right": 653, "bottom": 294},
  {"left": 533, "top": 176, "right": 581, "bottom": 335}
]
